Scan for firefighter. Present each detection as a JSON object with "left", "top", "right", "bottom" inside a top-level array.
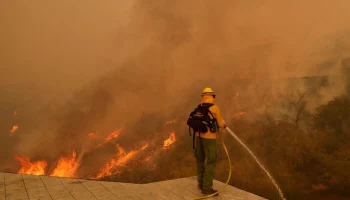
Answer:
[{"left": 194, "top": 87, "right": 227, "bottom": 195}]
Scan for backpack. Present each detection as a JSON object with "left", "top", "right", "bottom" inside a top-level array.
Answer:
[{"left": 186, "top": 103, "right": 218, "bottom": 149}]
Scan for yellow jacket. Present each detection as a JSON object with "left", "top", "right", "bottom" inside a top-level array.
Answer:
[{"left": 195, "top": 95, "right": 225, "bottom": 139}]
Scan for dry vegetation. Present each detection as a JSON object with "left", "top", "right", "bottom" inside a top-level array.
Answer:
[
  {"left": 99, "top": 69, "right": 350, "bottom": 200},
  {"left": 1, "top": 63, "right": 349, "bottom": 200},
  {"left": 2, "top": 1, "right": 350, "bottom": 200}
]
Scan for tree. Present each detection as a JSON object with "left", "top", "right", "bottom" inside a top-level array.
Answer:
[
  {"left": 313, "top": 95, "right": 349, "bottom": 134},
  {"left": 279, "top": 88, "right": 309, "bottom": 128},
  {"left": 341, "top": 57, "right": 350, "bottom": 98}
]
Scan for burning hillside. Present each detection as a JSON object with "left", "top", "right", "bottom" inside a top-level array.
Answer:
[{"left": 9, "top": 120, "right": 180, "bottom": 181}]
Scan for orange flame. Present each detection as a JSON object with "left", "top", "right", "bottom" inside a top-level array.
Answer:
[
  {"left": 312, "top": 184, "right": 329, "bottom": 191},
  {"left": 96, "top": 146, "right": 134, "bottom": 179},
  {"left": 10, "top": 124, "right": 19, "bottom": 136},
  {"left": 235, "top": 112, "right": 245, "bottom": 119},
  {"left": 163, "top": 131, "right": 177, "bottom": 148},
  {"left": 96, "top": 128, "right": 123, "bottom": 148},
  {"left": 96, "top": 144, "right": 148, "bottom": 179},
  {"left": 88, "top": 132, "right": 97, "bottom": 140},
  {"left": 50, "top": 151, "right": 80, "bottom": 178},
  {"left": 141, "top": 144, "right": 149, "bottom": 150},
  {"left": 114, "top": 145, "right": 138, "bottom": 166},
  {"left": 144, "top": 156, "right": 152, "bottom": 162},
  {"left": 13, "top": 110, "right": 17, "bottom": 117},
  {"left": 104, "top": 128, "right": 123, "bottom": 143},
  {"left": 15, "top": 155, "right": 47, "bottom": 176},
  {"left": 164, "top": 119, "right": 176, "bottom": 126}
]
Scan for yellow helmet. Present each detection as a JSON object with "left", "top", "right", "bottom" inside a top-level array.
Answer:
[{"left": 201, "top": 87, "right": 216, "bottom": 97}]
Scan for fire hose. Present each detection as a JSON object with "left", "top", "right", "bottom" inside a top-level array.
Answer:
[{"left": 195, "top": 126, "right": 286, "bottom": 200}]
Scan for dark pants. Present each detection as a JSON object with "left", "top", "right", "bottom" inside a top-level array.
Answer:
[{"left": 194, "top": 136, "right": 217, "bottom": 190}]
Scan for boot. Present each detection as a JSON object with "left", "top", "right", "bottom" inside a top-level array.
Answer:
[
  {"left": 198, "top": 184, "right": 203, "bottom": 190},
  {"left": 201, "top": 188, "right": 219, "bottom": 196}
]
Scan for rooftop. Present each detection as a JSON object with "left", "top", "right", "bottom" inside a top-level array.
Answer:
[{"left": 0, "top": 172, "right": 267, "bottom": 200}]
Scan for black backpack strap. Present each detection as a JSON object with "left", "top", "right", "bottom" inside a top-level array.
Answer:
[
  {"left": 193, "top": 132, "right": 202, "bottom": 149},
  {"left": 189, "top": 127, "right": 196, "bottom": 149},
  {"left": 201, "top": 103, "right": 214, "bottom": 116},
  {"left": 207, "top": 109, "right": 215, "bottom": 120},
  {"left": 193, "top": 132, "right": 195, "bottom": 149},
  {"left": 206, "top": 105, "right": 219, "bottom": 132}
]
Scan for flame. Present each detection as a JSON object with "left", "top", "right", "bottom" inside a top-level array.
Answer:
[
  {"left": 104, "top": 128, "right": 123, "bottom": 143},
  {"left": 88, "top": 132, "right": 97, "bottom": 140},
  {"left": 50, "top": 151, "right": 80, "bottom": 178},
  {"left": 13, "top": 110, "right": 17, "bottom": 117},
  {"left": 164, "top": 119, "right": 176, "bottom": 126},
  {"left": 163, "top": 131, "right": 177, "bottom": 148},
  {"left": 144, "top": 156, "right": 152, "bottom": 162},
  {"left": 96, "top": 144, "right": 148, "bottom": 179},
  {"left": 114, "top": 145, "right": 138, "bottom": 166},
  {"left": 10, "top": 124, "right": 19, "bottom": 136},
  {"left": 312, "top": 184, "right": 329, "bottom": 191},
  {"left": 141, "top": 144, "right": 149, "bottom": 150},
  {"left": 15, "top": 155, "right": 47, "bottom": 175},
  {"left": 95, "top": 128, "right": 123, "bottom": 148},
  {"left": 234, "top": 92, "right": 239, "bottom": 99},
  {"left": 235, "top": 111, "right": 245, "bottom": 119},
  {"left": 96, "top": 146, "right": 135, "bottom": 179}
]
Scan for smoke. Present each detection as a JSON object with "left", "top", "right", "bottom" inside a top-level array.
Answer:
[{"left": 1, "top": 0, "right": 350, "bottom": 175}]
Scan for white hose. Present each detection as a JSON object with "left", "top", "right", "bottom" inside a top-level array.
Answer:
[{"left": 225, "top": 127, "right": 286, "bottom": 200}]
